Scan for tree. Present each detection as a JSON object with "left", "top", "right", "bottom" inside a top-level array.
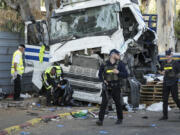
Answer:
[
  {"left": 141, "top": 0, "right": 152, "bottom": 13},
  {"left": 45, "top": 0, "right": 59, "bottom": 29},
  {"left": 157, "top": 0, "right": 176, "bottom": 53},
  {"left": 4, "top": 0, "right": 34, "bottom": 21},
  {"left": 4, "top": 0, "right": 59, "bottom": 22}
]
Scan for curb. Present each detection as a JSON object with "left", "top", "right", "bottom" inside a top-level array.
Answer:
[{"left": 0, "top": 108, "right": 98, "bottom": 135}]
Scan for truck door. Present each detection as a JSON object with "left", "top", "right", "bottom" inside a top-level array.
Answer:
[{"left": 24, "top": 21, "right": 51, "bottom": 90}]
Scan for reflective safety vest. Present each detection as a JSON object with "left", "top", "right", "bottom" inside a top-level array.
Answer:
[
  {"left": 39, "top": 45, "right": 45, "bottom": 63},
  {"left": 164, "top": 61, "right": 176, "bottom": 78},
  {"left": 103, "top": 63, "right": 119, "bottom": 82},
  {"left": 42, "top": 67, "right": 56, "bottom": 90},
  {"left": 53, "top": 66, "right": 62, "bottom": 78},
  {"left": 11, "top": 50, "right": 24, "bottom": 75}
]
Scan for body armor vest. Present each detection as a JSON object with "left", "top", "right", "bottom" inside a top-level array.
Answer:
[
  {"left": 104, "top": 62, "right": 119, "bottom": 82},
  {"left": 164, "top": 61, "right": 176, "bottom": 78}
]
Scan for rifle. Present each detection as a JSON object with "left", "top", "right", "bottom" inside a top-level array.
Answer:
[{"left": 102, "top": 83, "right": 109, "bottom": 101}]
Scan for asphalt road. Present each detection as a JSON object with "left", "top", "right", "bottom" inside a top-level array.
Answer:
[
  {"left": 13, "top": 110, "right": 180, "bottom": 135},
  {"left": 0, "top": 98, "right": 87, "bottom": 130}
]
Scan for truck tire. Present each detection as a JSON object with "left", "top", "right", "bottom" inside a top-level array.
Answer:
[{"left": 128, "top": 77, "right": 141, "bottom": 108}]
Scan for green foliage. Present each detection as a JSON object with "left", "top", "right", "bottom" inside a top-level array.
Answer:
[
  {"left": 0, "top": 9, "right": 24, "bottom": 35},
  {"left": 0, "top": 0, "right": 7, "bottom": 9},
  {"left": 174, "top": 10, "right": 180, "bottom": 40},
  {"left": 0, "top": 20, "right": 24, "bottom": 35}
]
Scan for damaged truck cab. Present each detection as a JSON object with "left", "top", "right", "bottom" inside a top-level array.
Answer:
[{"left": 25, "top": 0, "right": 157, "bottom": 107}]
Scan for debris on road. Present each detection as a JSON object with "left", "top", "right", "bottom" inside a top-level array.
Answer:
[
  {"left": 20, "top": 131, "right": 30, "bottom": 135},
  {"left": 56, "top": 124, "right": 64, "bottom": 128},
  {"left": 36, "top": 103, "right": 41, "bottom": 107},
  {"left": 20, "top": 93, "right": 31, "bottom": 99},
  {"left": 48, "top": 108, "right": 56, "bottom": 112},
  {"left": 88, "top": 111, "right": 98, "bottom": 119},
  {"left": 143, "top": 74, "right": 163, "bottom": 83},
  {"left": 66, "top": 115, "right": 73, "bottom": 120},
  {"left": 99, "top": 130, "right": 109, "bottom": 134},
  {"left": 51, "top": 118, "right": 60, "bottom": 122},
  {"left": 146, "top": 102, "right": 171, "bottom": 112},
  {"left": 72, "top": 110, "right": 88, "bottom": 118},
  {"left": 26, "top": 111, "right": 39, "bottom": 116},
  {"left": 142, "top": 116, "right": 148, "bottom": 119},
  {"left": 32, "top": 102, "right": 36, "bottom": 106},
  {"left": 151, "top": 124, "right": 157, "bottom": 127},
  {"left": 108, "top": 116, "right": 117, "bottom": 119},
  {"left": 138, "top": 104, "right": 146, "bottom": 110}
]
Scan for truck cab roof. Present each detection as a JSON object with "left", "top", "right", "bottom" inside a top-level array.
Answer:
[{"left": 54, "top": 0, "right": 135, "bottom": 14}]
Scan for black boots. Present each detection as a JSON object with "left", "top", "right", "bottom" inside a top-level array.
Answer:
[
  {"left": 159, "top": 116, "right": 168, "bottom": 121},
  {"left": 96, "top": 120, "right": 103, "bottom": 126},
  {"left": 115, "top": 119, "right": 122, "bottom": 124},
  {"left": 96, "top": 119, "right": 123, "bottom": 126}
]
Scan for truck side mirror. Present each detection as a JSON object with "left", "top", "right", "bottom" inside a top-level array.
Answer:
[{"left": 25, "top": 20, "right": 49, "bottom": 46}]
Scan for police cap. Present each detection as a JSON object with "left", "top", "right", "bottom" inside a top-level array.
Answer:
[{"left": 109, "top": 49, "right": 120, "bottom": 56}]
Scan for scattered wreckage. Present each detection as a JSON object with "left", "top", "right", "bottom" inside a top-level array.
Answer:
[{"left": 24, "top": 0, "right": 157, "bottom": 107}]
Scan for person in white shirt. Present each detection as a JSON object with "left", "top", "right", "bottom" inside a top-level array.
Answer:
[{"left": 11, "top": 44, "right": 25, "bottom": 101}]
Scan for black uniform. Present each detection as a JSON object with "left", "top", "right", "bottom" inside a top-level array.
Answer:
[
  {"left": 161, "top": 60, "right": 180, "bottom": 117},
  {"left": 98, "top": 60, "right": 128, "bottom": 121},
  {"left": 44, "top": 73, "right": 58, "bottom": 105}
]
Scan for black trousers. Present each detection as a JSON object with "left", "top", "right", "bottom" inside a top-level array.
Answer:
[
  {"left": 99, "top": 86, "right": 123, "bottom": 121},
  {"left": 45, "top": 87, "right": 64, "bottom": 105},
  {"left": 53, "top": 88, "right": 64, "bottom": 105},
  {"left": 46, "top": 90, "right": 52, "bottom": 105},
  {"left": 14, "top": 75, "right": 21, "bottom": 100},
  {"left": 163, "top": 83, "right": 180, "bottom": 117}
]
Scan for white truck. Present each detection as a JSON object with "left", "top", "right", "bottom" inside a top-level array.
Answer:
[{"left": 24, "top": 0, "right": 157, "bottom": 107}]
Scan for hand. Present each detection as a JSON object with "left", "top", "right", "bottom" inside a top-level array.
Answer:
[
  {"left": 160, "top": 71, "right": 165, "bottom": 75},
  {"left": 104, "top": 80, "right": 108, "bottom": 85},
  {"left": 14, "top": 71, "right": 18, "bottom": 76},
  {"left": 12, "top": 71, "right": 18, "bottom": 80},
  {"left": 57, "top": 84, "right": 61, "bottom": 87},
  {"left": 113, "top": 69, "right": 119, "bottom": 74}
]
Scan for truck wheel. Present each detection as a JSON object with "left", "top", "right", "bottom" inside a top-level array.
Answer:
[{"left": 128, "top": 77, "right": 141, "bottom": 108}]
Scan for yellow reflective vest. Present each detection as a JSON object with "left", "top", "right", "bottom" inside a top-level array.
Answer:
[
  {"left": 42, "top": 67, "right": 54, "bottom": 90},
  {"left": 11, "top": 50, "right": 24, "bottom": 75},
  {"left": 42, "top": 66, "right": 62, "bottom": 90},
  {"left": 53, "top": 66, "right": 62, "bottom": 78}
]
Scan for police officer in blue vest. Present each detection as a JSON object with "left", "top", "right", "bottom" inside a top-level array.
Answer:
[
  {"left": 159, "top": 49, "right": 180, "bottom": 120},
  {"left": 96, "top": 49, "right": 128, "bottom": 126}
]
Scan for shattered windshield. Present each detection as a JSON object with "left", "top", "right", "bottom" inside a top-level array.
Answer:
[{"left": 50, "top": 4, "right": 118, "bottom": 43}]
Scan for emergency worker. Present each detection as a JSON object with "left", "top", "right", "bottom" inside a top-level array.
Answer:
[
  {"left": 11, "top": 44, "right": 25, "bottom": 101},
  {"left": 42, "top": 66, "right": 61, "bottom": 106},
  {"left": 159, "top": 49, "right": 180, "bottom": 120},
  {"left": 52, "top": 65, "right": 64, "bottom": 105},
  {"left": 96, "top": 49, "right": 128, "bottom": 126}
]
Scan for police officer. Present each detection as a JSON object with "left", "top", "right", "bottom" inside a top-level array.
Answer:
[
  {"left": 42, "top": 66, "right": 61, "bottom": 106},
  {"left": 11, "top": 44, "right": 25, "bottom": 101},
  {"left": 96, "top": 49, "right": 128, "bottom": 126},
  {"left": 159, "top": 49, "right": 180, "bottom": 120}
]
